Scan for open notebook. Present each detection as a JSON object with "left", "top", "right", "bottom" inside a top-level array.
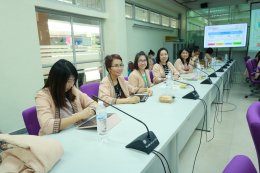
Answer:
[{"left": 77, "top": 113, "right": 121, "bottom": 130}]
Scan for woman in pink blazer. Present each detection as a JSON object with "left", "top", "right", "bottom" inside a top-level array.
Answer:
[
  {"left": 128, "top": 51, "right": 153, "bottom": 95},
  {"left": 152, "top": 48, "right": 180, "bottom": 84},
  {"left": 174, "top": 48, "right": 193, "bottom": 74},
  {"left": 35, "top": 59, "right": 97, "bottom": 135},
  {"left": 98, "top": 54, "right": 148, "bottom": 106}
]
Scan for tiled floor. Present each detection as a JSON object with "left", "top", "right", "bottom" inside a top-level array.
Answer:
[{"left": 179, "top": 82, "right": 259, "bottom": 173}]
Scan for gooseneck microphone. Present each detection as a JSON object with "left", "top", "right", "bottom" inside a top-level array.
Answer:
[
  {"left": 174, "top": 80, "right": 199, "bottom": 100},
  {"left": 195, "top": 67, "right": 213, "bottom": 84},
  {"left": 93, "top": 96, "right": 159, "bottom": 154},
  {"left": 216, "top": 67, "right": 224, "bottom": 72},
  {"left": 206, "top": 66, "right": 218, "bottom": 77}
]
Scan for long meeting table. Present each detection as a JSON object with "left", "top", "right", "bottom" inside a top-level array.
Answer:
[{"left": 48, "top": 61, "right": 235, "bottom": 173}]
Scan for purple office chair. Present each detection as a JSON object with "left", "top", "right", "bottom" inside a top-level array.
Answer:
[
  {"left": 22, "top": 106, "right": 40, "bottom": 135},
  {"left": 246, "top": 59, "right": 260, "bottom": 82},
  {"left": 245, "top": 59, "right": 260, "bottom": 99},
  {"left": 247, "top": 101, "right": 260, "bottom": 172},
  {"left": 222, "top": 155, "right": 257, "bottom": 173},
  {"left": 244, "top": 56, "right": 251, "bottom": 63},
  {"left": 80, "top": 82, "right": 100, "bottom": 101},
  {"left": 149, "top": 70, "right": 154, "bottom": 83},
  {"left": 251, "top": 58, "right": 258, "bottom": 72},
  {"left": 244, "top": 56, "right": 251, "bottom": 83}
]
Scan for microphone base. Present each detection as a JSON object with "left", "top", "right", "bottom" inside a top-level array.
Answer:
[
  {"left": 125, "top": 131, "right": 159, "bottom": 154},
  {"left": 216, "top": 68, "right": 224, "bottom": 72},
  {"left": 209, "top": 72, "right": 217, "bottom": 77},
  {"left": 201, "top": 78, "right": 212, "bottom": 84},
  {"left": 222, "top": 65, "right": 228, "bottom": 69},
  {"left": 182, "top": 90, "right": 199, "bottom": 100}
]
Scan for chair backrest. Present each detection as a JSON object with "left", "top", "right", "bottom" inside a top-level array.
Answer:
[
  {"left": 251, "top": 58, "right": 258, "bottom": 71},
  {"left": 22, "top": 106, "right": 40, "bottom": 135},
  {"left": 247, "top": 101, "right": 260, "bottom": 172},
  {"left": 149, "top": 70, "right": 154, "bottom": 83},
  {"left": 246, "top": 59, "right": 260, "bottom": 84},
  {"left": 222, "top": 155, "right": 257, "bottom": 173},
  {"left": 128, "top": 61, "right": 134, "bottom": 76},
  {"left": 244, "top": 56, "right": 251, "bottom": 63},
  {"left": 80, "top": 81, "right": 100, "bottom": 100}
]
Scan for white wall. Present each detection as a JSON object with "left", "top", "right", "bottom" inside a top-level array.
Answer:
[
  {"left": 126, "top": 20, "right": 178, "bottom": 62},
  {"left": 103, "top": 0, "right": 128, "bottom": 74},
  {"left": 0, "top": 0, "right": 43, "bottom": 133}
]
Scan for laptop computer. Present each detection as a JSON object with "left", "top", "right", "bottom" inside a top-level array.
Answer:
[
  {"left": 135, "top": 94, "right": 149, "bottom": 102},
  {"left": 77, "top": 113, "right": 119, "bottom": 129}
]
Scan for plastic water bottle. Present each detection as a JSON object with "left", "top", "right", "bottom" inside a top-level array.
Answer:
[
  {"left": 224, "top": 54, "right": 228, "bottom": 62},
  {"left": 204, "top": 56, "right": 208, "bottom": 68},
  {"left": 166, "top": 71, "right": 172, "bottom": 89},
  {"left": 212, "top": 57, "right": 216, "bottom": 68},
  {"left": 165, "top": 71, "right": 174, "bottom": 96},
  {"left": 196, "top": 62, "right": 201, "bottom": 76},
  {"left": 96, "top": 101, "right": 107, "bottom": 139}
]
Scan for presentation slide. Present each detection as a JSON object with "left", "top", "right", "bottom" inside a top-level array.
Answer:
[{"left": 204, "top": 23, "right": 248, "bottom": 48}]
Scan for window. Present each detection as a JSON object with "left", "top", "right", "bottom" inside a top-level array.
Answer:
[
  {"left": 162, "top": 15, "right": 169, "bottom": 27},
  {"left": 57, "top": 0, "right": 73, "bottom": 4},
  {"left": 150, "top": 12, "right": 160, "bottom": 24},
  {"left": 135, "top": 7, "right": 148, "bottom": 22},
  {"left": 125, "top": 3, "right": 179, "bottom": 29},
  {"left": 53, "top": 0, "right": 104, "bottom": 11},
  {"left": 36, "top": 10, "right": 102, "bottom": 86},
  {"left": 125, "top": 3, "right": 133, "bottom": 18},
  {"left": 76, "top": 0, "right": 104, "bottom": 11},
  {"left": 170, "top": 18, "right": 178, "bottom": 28}
]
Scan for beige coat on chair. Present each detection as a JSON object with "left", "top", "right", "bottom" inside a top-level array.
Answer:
[{"left": 0, "top": 134, "right": 63, "bottom": 173}]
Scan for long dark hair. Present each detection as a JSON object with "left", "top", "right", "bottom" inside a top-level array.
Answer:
[
  {"left": 255, "top": 51, "right": 260, "bottom": 63},
  {"left": 206, "top": 47, "right": 213, "bottom": 55},
  {"left": 178, "top": 48, "right": 191, "bottom": 65},
  {"left": 156, "top": 48, "right": 169, "bottom": 64},
  {"left": 133, "top": 51, "right": 149, "bottom": 70},
  {"left": 44, "top": 59, "right": 78, "bottom": 108}
]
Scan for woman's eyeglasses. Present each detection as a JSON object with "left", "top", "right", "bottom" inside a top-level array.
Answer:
[
  {"left": 111, "top": 64, "right": 124, "bottom": 68},
  {"left": 138, "top": 59, "right": 147, "bottom": 63}
]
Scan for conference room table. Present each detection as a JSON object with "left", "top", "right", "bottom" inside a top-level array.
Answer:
[{"left": 48, "top": 61, "right": 234, "bottom": 173}]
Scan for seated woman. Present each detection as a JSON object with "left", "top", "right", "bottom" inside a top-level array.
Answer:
[
  {"left": 190, "top": 46, "right": 200, "bottom": 67},
  {"left": 99, "top": 54, "right": 148, "bottom": 105},
  {"left": 254, "top": 51, "right": 260, "bottom": 79},
  {"left": 148, "top": 49, "right": 155, "bottom": 70},
  {"left": 128, "top": 51, "right": 153, "bottom": 95},
  {"left": 35, "top": 59, "right": 97, "bottom": 135},
  {"left": 204, "top": 47, "right": 214, "bottom": 67},
  {"left": 153, "top": 48, "right": 180, "bottom": 84},
  {"left": 174, "top": 48, "right": 193, "bottom": 74}
]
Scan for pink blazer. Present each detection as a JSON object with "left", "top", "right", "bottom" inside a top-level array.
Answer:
[
  {"left": 128, "top": 69, "right": 153, "bottom": 88},
  {"left": 174, "top": 58, "right": 193, "bottom": 74},
  {"left": 35, "top": 87, "right": 97, "bottom": 135},
  {"left": 152, "top": 62, "right": 180, "bottom": 83},
  {"left": 98, "top": 75, "right": 138, "bottom": 105}
]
